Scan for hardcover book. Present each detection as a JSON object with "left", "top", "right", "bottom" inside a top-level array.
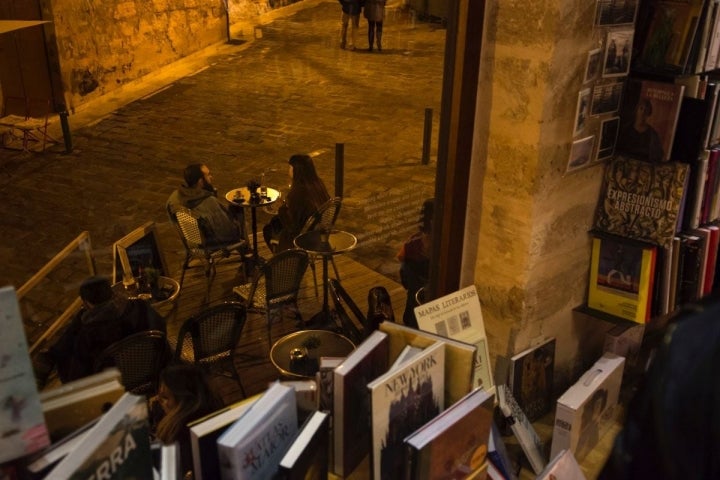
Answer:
[
  {"left": 496, "top": 385, "right": 546, "bottom": 475},
  {"left": 315, "top": 356, "right": 343, "bottom": 471},
  {"left": 0, "top": 286, "right": 50, "bottom": 463},
  {"left": 587, "top": 235, "right": 658, "bottom": 323},
  {"left": 45, "top": 392, "right": 153, "bottom": 479},
  {"left": 508, "top": 337, "right": 556, "bottom": 422},
  {"left": 188, "top": 394, "right": 259, "bottom": 480},
  {"left": 414, "top": 284, "right": 494, "bottom": 395},
  {"left": 276, "top": 410, "right": 329, "bottom": 480},
  {"left": 378, "top": 321, "right": 476, "bottom": 406},
  {"left": 616, "top": 78, "right": 685, "bottom": 162},
  {"left": 593, "top": 155, "right": 689, "bottom": 248},
  {"left": 217, "top": 383, "right": 297, "bottom": 480},
  {"left": 333, "top": 330, "right": 390, "bottom": 477},
  {"left": 536, "top": 449, "right": 586, "bottom": 480},
  {"left": 403, "top": 387, "right": 494, "bottom": 480},
  {"left": 367, "top": 341, "right": 445, "bottom": 480}
]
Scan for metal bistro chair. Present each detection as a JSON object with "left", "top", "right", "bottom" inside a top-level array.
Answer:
[
  {"left": 233, "top": 249, "right": 310, "bottom": 349},
  {"left": 167, "top": 204, "right": 246, "bottom": 301},
  {"left": 94, "top": 330, "right": 171, "bottom": 397},
  {"left": 299, "top": 197, "right": 343, "bottom": 299},
  {"left": 174, "top": 302, "right": 248, "bottom": 398},
  {"left": 0, "top": 97, "right": 53, "bottom": 152}
]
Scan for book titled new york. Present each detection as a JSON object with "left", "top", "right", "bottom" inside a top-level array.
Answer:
[
  {"left": 588, "top": 235, "right": 658, "bottom": 323},
  {"left": 333, "top": 330, "right": 390, "bottom": 477},
  {"left": 217, "top": 382, "right": 297, "bottom": 480},
  {"left": 593, "top": 155, "right": 689, "bottom": 248},
  {"left": 276, "top": 410, "right": 329, "bottom": 480},
  {"left": 367, "top": 341, "right": 445, "bottom": 480},
  {"left": 45, "top": 392, "right": 153, "bottom": 479},
  {"left": 403, "top": 387, "right": 494, "bottom": 480},
  {"left": 0, "top": 286, "right": 50, "bottom": 463},
  {"left": 508, "top": 337, "right": 556, "bottom": 422}
]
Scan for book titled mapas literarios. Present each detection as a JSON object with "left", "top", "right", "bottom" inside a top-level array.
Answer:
[
  {"left": 367, "top": 341, "right": 445, "bottom": 480},
  {"left": 593, "top": 155, "right": 689, "bottom": 248},
  {"left": 414, "top": 285, "right": 494, "bottom": 396}
]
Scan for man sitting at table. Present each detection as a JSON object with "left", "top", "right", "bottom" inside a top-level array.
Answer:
[
  {"left": 167, "top": 163, "right": 247, "bottom": 248},
  {"left": 33, "top": 276, "right": 166, "bottom": 387}
]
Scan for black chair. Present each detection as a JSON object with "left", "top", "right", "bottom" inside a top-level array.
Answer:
[
  {"left": 94, "top": 330, "right": 170, "bottom": 396},
  {"left": 166, "top": 204, "right": 246, "bottom": 302},
  {"left": 174, "top": 302, "right": 248, "bottom": 397},
  {"left": 233, "top": 249, "right": 310, "bottom": 349},
  {"left": 298, "top": 197, "right": 343, "bottom": 298}
]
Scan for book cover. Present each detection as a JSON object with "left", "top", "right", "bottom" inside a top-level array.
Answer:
[
  {"left": 675, "top": 232, "right": 705, "bottom": 305},
  {"left": 669, "top": 235, "right": 684, "bottom": 311},
  {"left": 536, "top": 449, "right": 586, "bottom": 480},
  {"left": 22, "top": 417, "right": 99, "bottom": 479},
  {"left": 315, "top": 356, "right": 343, "bottom": 472},
  {"left": 332, "top": 330, "right": 390, "bottom": 477},
  {"left": 0, "top": 286, "right": 51, "bottom": 463},
  {"left": 45, "top": 392, "right": 153, "bottom": 479},
  {"left": 217, "top": 383, "right": 297, "bottom": 480},
  {"left": 690, "top": 227, "right": 712, "bottom": 298},
  {"left": 487, "top": 420, "right": 517, "bottom": 480},
  {"left": 414, "top": 284, "right": 494, "bottom": 396},
  {"left": 703, "top": 224, "right": 720, "bottom": 294},
  {"left": 508, "top": 337, "right": 556, "bottom": 422},
  {"left": 616, "top": 78, "right": 685, "bottom": 162},
  {"left": 704, "top": 0, "right": 720, "bottom": 71},
  {"left": 496, "top": 385, "right": 546, "bottom": 475},
  {"left": 403, "top": 387, "right": 494, "bottom": 480},
  {"left": 276, "top": 410, "right": 329, "bottom": 480},
  {"left": 593, "top": 155, "right": 689, "bottom": 248},
  {"left": 368, "top": 341, "right": 445, "bottom": 480},
  {"left": 160, "top": 442, "right": 180, "bottom": 480},
  {"left": 587, "top": 235, "right": 658, "bottom": 323},
  {"left": 188, "top": 394, "right": 259, "bottom": 480},
  {"left": 378, "top": 321, "right": 476, "bottom": 406}
]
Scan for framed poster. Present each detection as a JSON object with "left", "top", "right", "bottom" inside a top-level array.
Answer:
[{"left": 112, "top": 222, "right": 169, "bottom": 284}]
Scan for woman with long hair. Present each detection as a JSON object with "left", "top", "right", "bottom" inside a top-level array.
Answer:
[{"left": 263, "top": 154, "right": 331, "bottom": 252}]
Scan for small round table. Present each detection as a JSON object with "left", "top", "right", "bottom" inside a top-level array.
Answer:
[
  {"left": 270, "top": 329, "right": 355, "bottom": 379},
  {"left": 225, "top": 186, "right": 281, "bottom": 267},
  {"left": 294, "top": 229, "right": 357, "bottom": 327},
  {"left": 112, "top": 275, "right": 180, "bottom": 318}
]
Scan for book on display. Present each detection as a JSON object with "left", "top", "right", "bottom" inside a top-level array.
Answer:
[
  {"left": 276, "top": 410, "right": 330, "bottom": 480},
  {"left": 508, "top": 337, "right": 556, "bottom": 422}
]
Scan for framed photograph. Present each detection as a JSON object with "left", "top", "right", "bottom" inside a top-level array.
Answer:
[
  {"left": 567, "top": 135, "right": 596, "bottom": 173},
  {"left": 602, "top": 29, "right": 634, "bottom": 78},
  {"left": 112, "top": 221, "right": 169, "bottom": 284},
  {"left": 596, "top": 116, "right": 620, "bottom": 162},
  {"left": 591, "top": 81, "right": 624, "bottom": 115},
  {"left": 574, "top": 88, "right": 591, "bottom": 136},
  {"left": 595, "top": 0, "right": 639, "bottom": 26},
  {"left": 584, "top": 48, "right": 602, "bottom": 84}
]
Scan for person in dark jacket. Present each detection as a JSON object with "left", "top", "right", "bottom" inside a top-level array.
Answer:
[
  {"left": 363, "top": 0, "right": 385, "bottom": 51},
  {"left": 339, "top": 0, "right": 363, "bottom": 50}
]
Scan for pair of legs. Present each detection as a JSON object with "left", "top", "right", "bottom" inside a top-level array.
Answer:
[
  {"left": 341, "top": 13, "right": 360, "bottom": 49},
  {"left": 367, "top": 21, "right": 383, "bottom": 51}
]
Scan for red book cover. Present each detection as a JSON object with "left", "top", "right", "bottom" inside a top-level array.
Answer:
[
  {"left": 703, "top": 225, "right": 720, "bottom": 295},
  {"left": 701, "top": 148, "right": 720, "bottom": 224}
]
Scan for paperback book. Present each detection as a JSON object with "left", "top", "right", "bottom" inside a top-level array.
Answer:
[
  {"left": 496, "top": 384, "right": 546, "bottom": 475},
  {"left": 403, "top": 387, "right": 494, "bottom": 480},
  {"left": 508, "top": 337, "right": 556, "bottom": 422},
  {"left": 276, "top": 410, "right": 329, "bottom": 480},
  {"left": 367, "top": 341, "right": 445, "bottom": 480}
]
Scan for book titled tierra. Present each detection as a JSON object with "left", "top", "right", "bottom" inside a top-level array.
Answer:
[{"left": 593, "top": 155, "right": 689, "bottom": 248}]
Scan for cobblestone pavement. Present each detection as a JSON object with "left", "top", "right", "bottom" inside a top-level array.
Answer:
[{"left": 0, "top": 0, "right": 445, "bottom": 290}]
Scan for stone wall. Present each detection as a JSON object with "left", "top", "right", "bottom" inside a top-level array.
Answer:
[{"left": 466, "top": 0, "right": 613, "bottom": 390}]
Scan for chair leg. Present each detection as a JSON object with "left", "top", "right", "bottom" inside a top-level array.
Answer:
[
  {"left": 309, "top": 258, "right": 319, "bottom": 299},
  {"left": 331, "top": 257, "right": 341, "bottom": 281}
]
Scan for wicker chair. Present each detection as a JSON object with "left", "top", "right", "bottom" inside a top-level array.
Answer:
[
  {"left": 298, "top": 197, "right": 342, "bottom": 298},
  {"left": 174, "top": 302, "right": 248, "bottom": 398},
  {"left": 94, "top": 330, "right": 170, "bottom": 396},
  {"left": 233, "top": 249, "right": 310, "bottom": 349}
]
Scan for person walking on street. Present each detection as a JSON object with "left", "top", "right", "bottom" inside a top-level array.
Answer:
[
  {"left": 364, "top": 0, "right": 385, "bottom": 52},
  {"left": 339, "top": 0, "right": 363, "bottom": 50}
]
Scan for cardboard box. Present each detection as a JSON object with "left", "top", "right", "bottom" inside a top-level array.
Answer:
[
  {"left": 550, "top": 353, "right": 625, "bottom": 461},
  {"left": 603, "top": 323, "right": 644, "bottom": 367}
]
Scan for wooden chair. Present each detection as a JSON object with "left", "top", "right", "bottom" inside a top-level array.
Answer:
[
  {"left": 298, "top": 197, "right": 343, "bottom": 298},
  {"left": 174, "top": 302, "right": 248, "bottom": 398},
  {"left": 233, "top": 248, "right": 310, "bottom": 349},
  {"left": 94, "top": 330, "right": 171, "bottom": 396}
]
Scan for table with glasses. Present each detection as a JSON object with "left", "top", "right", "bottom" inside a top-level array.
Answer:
[
  {"left": 111, "top": 275, "right": 180, "bottom": 318},
  {"left": 270, "top": 329, "right": 355, "bottom": 379},
  {"left": 294, "top": 229, "right": 357, "bottom": 328},
  {"left": 225, "top": 186, "right": 281, "bottom": 268}
]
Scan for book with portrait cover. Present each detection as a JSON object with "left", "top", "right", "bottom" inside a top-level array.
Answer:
[
  {"left": 217, "top": 382, "right": 297, "bottom": 480},
  {"left": 45, "top": 392, "right": 153, "bottom": 480},
  {"left": 367, "top": 341, "right": 445, "bottom": 480},
  {"left": 616, "top": 78, "right": 685, "bottom": 162},
  {"left": 332, "top": 330, "right": 390, "bottom": 477},
  {"left": 508, "top": 337, "right": 556, "bottom": 422},
  {"left": 587, "top": 235, "right": 658, "bottom": 323},
  {"left": 0, "top": 286, "right": 50, "bottom": 464},
  {"left": 414, "top": 284, "right": 494, "bottom": 396},
  {"left": 593, "top": 155, "right": 689, "bottom": 248},
  {"left": 403, "top": 387, "right": 494, "bottom": 480},
  {"left": 276, "top": 410, "right": 329, "bottom": 480}
]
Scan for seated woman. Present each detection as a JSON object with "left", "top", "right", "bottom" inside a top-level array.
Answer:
[
  {"left": 152, "top": 364, "right": 224, "bottom": 479},
  {"left": 263, "top": 154, "right": 331, "bottom": 253}
]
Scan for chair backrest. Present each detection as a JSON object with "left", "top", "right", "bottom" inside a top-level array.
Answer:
[
  {"left": 300, "top": 197, "right": 342, "bottom": 234},
  {"left": 263, "top": 249, "right": 310, "bottom": 307},
  {"left": 175, "top": 302, "right": 247, "bottom": 364},
  {"left": 94, "top": 330, "right": 169, "bottom": 396},
  {"left": 167, "top": 204, "right": 205, "bottom": 250}
]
